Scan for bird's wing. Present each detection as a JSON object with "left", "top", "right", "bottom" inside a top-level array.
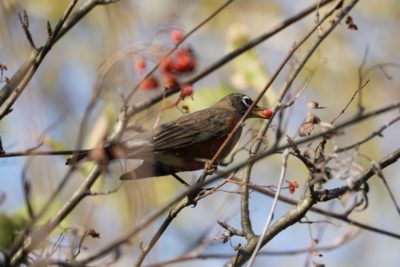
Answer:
[
  {"left": 153, "top": 108, "right": 232, "bottom": 151},
  {"left": 120, "top": 108, "right": 234, "bottom": 158}
]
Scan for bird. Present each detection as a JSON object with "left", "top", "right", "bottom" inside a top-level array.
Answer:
[{"left": 66, "top": 93, "right": 272, "bottom": 180}]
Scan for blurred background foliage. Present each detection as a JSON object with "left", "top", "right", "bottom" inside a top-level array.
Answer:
[{"left": 0, "top": 0, "right": 400, "bottom": 266}]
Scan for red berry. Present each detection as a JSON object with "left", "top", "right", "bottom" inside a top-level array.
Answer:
[
  {"left": 180, "top": 84, "right": 193, "bottom": 99},
  {"left": 286, "top": 180, "right": 299, "bottom": 194},
  {"left": 161, "top": 57, "right": 173, "bottom": 74},
  {"left": 163, "top": 73, "right": 178, "bottom": 90},
  {"left": 174, "top": 84, "right": 193, "bottom": 106},
  {"left": 174, "top": 53, "right": 190, "bottom": 72},
  {"left": 139, "top": 76, "right": 159, "bottom": 90},
  {"left": 134, "top": 57, "right": 146, "bottom": 72},
  {"left": 171, "top": 48, "right": 196, "bottom": 74},
  {"left": 170, "top": 29, "right": 183, "bottom": 43},
  {"left": 262, "top": 108, "right": 273, "bottom": 118}
]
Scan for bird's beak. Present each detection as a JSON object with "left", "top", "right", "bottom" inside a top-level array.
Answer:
[{"left": 251, "top": 106, "right": 273, "bottom": 119}]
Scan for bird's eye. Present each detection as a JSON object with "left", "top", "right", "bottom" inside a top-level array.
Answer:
[{"left": 241, "top": 96, "right": 253, "bottom": 107}]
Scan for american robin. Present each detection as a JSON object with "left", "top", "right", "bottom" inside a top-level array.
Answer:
[{"left": 66, "top": 93, "right": 272, "bottom": 180}]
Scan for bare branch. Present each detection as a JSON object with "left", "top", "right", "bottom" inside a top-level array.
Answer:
[
  {"left": 233, "top": 177, "right": 400, "bottom": 239},
  {"left": 315, "top": 147, "right": 400, "bottom": 202},
  {"left": 335, "top": 114, "right": 400, "bottom": 153},
  {"left": 246, "top": 149, "right": 290, "bottom": 267},
  {"left": 0, "top": 0, "right": 120, "bottom": 120},
  {"left": 146, "top": 227, "right": 359, "bottom": 267},
  {"left": 10, "top": 166, "right": 103, "bottom": 265},
  {"left": 133, "top": 197, "right": 195, "bottom": 267}
]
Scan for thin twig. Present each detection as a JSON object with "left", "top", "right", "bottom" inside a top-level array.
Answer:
[
  {"left": 10, "top": 166, "right": 103, "bottom": 265},
  {"left": 331, "top": 80, "right": 369, "bottom": 124},
  {"left": 314, "top": 147, "right": 400, "bottom": 202},
  {"left": 371, "top": 161, "right": 400, "bottom": 215},
  {"left": 144, "top": 227, "right": 359, "bottom": 267},
  {"left": 134, "top": 197, "right": 194, "bottom": 267},
  {"left": 335, "top": 114, "right": 400, "bottom": 153},
  {"left": 246, "top": 149, "right": 290, "bottom": 267},
  {"left": 356, "top": 46, "right": 369, "bottom": 114}
]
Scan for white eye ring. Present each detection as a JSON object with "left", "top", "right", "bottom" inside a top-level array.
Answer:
[{"left": 241, "top": 96, "right": 252, "bottom": 107}]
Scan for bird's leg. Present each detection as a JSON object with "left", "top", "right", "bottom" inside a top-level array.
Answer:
[
  {"left": 171, "top": 173, "right": 190, "bottom": 187},
  {"left": 184, "top": 157, "right": 218, "bottom": 174},
  {"left": 170, "top": 172, "right": 212, "bottom": 206},
  {"left": 204, "top": 160, "right": 218, "bottom": 175},
  {"left": 170, "top": 173, "right": 202, "bottom": 206}
]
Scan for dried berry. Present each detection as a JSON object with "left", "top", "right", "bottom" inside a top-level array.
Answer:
[
  {"left": 345, "top": 15, "right": 358, "bottom": 30},
  {"left": 299, "top": 122, "right": 315, "bottom": 137}
]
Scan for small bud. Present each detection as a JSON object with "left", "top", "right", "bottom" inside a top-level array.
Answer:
[{"left": 307, "top": 101, "right": 326, "bottom": 109}]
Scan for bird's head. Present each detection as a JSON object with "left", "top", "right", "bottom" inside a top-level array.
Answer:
[{"left": 214, "top": 93, "right": 273, "bottom": 119}]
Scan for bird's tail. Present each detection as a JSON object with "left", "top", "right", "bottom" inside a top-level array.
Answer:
[
  {"left": 119, "top": 162, "right": 171, "bottom": 180},
  {"left": 65, "top": 151, "right": 91, "bottom": 165}
]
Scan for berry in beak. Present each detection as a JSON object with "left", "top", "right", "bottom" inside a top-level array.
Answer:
[{"left": 251, "top": 106, "right": 273, "bottom": 119}]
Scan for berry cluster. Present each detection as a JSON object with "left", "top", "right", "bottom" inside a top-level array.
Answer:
[
  {"left": 135, "top": 29, "right": 197, "bottom": 104},
  {"left": 286, "top": 180, "right": 299, "bottom": 194}
]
